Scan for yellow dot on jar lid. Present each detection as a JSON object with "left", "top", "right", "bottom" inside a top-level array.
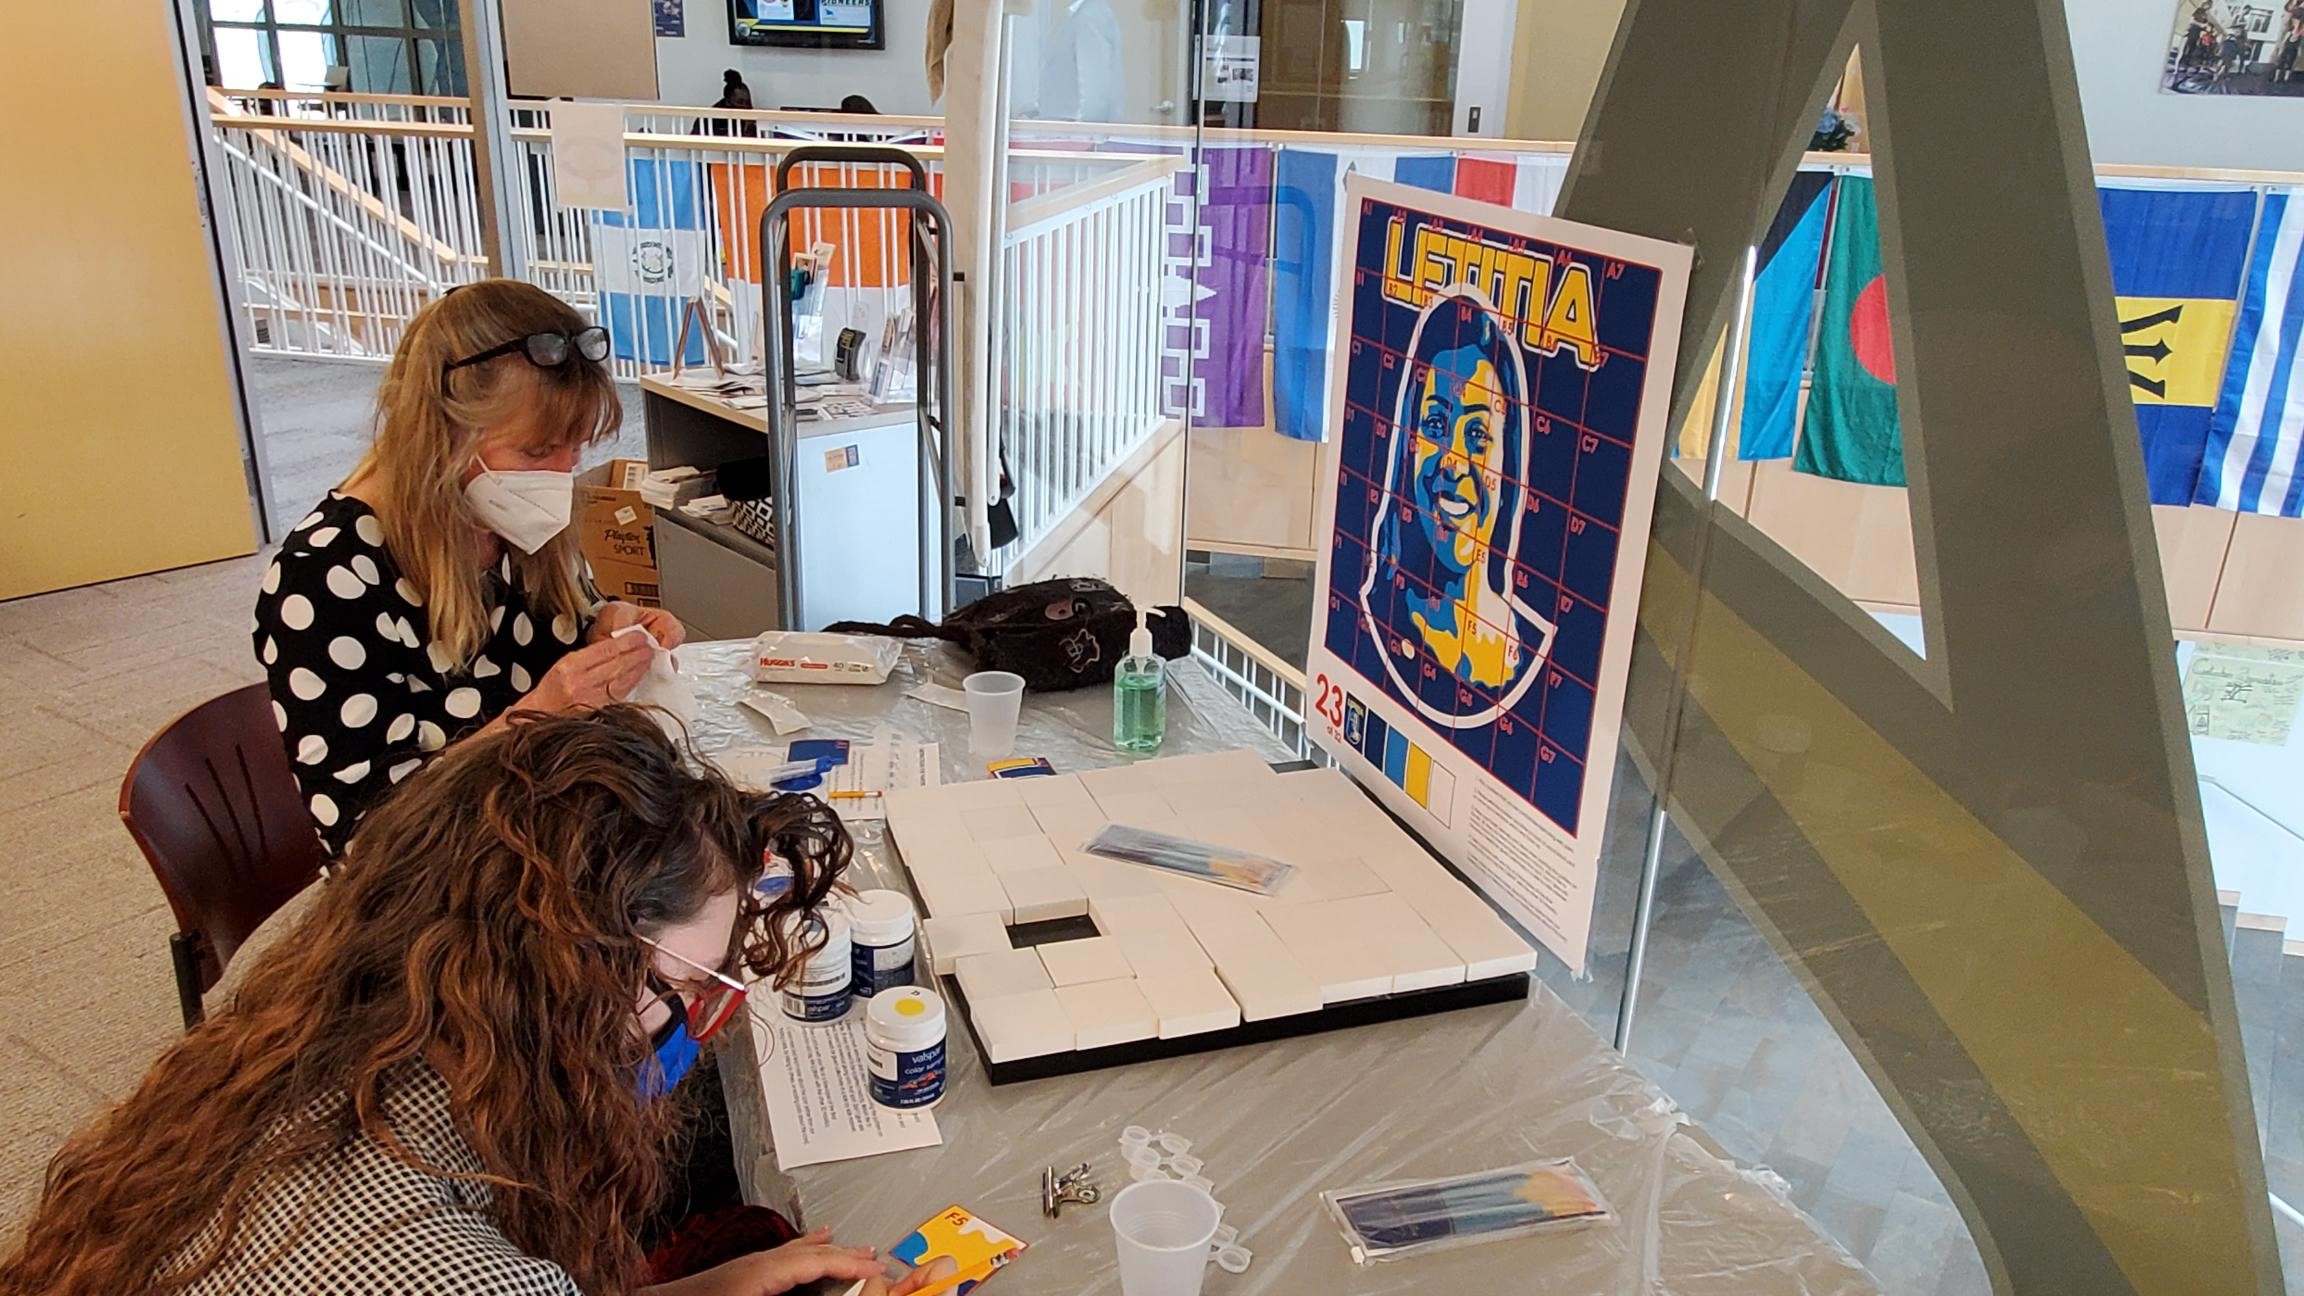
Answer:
[{"left": 896, "top": 997, "right": 926, "bottom": 1017}]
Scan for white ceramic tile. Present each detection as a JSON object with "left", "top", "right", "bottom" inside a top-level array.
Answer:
[
  {"left": 1055, "top": 978, "right": 1159, "bottom": 1049},
  {"left": 1259, "top": 904, "right": 1398, "bottom": 1004},
  {"left": 912, "top": 861, "right": 1013, "bottom": 923},
  {"left": 941, "top": 778, "right": 1031, "bottom": 811},
  {"left": 1036, "top": 935, "right": 1136, "bottom": 986},
  {"left": 1397, "top": 884, "right": 1539, "bottom": 979},
  {"left": 1028, "top": 805, "right": 1111, "bottom": 853},
  {"left": 1189, "top": 910, "right": 1322, "bottom": 1021},
  {"left": 896, "top": 833, "right": 989, "bottom": 878},
  {"left": 982, "top": 833, "right": 1066, "bottom": 876},
  {"left": 1077, "top": 764, "right": 1159, "bottom": 798},
  {"left": 1069, "top": 851, "right": 1170, "bottom": 901},
  {"left": 962, "top": 804, "right": 1046, "bottom": 843},
  {"left": 956, "top": 947, "right": 1055, "bottom": 1002},
  {"left": 1274, "top": 767, "right": 1369, "bottom": 806},
  {"left": 1091, "top": 791, "right": 1175, "bottom": 828},
  {"left": 998, "top": 866, "right": 1090, "bottom": 923},
  {"left": 1272, "top": 895, "right": 1468, "bottom": 995},
  {"left": 970, "top": 989, "right": 1076, "bottom": 1062},
  {"left": 1358, "top": 842, "right": 1462, "bottom": 896},
  {"left": 1017, "top": 773, "right": 1098, "bottom": 808},
  {"left": 920, "top": 912, "right": 1013, "bottom": 976},
  {"left": 1271, "top": 853, "right": 1390, "bottom": 904},
  {"left": 1142, "top": 749, "right": 1279, "bottom": 790},
  {"left": 1135, "top": 967, "right": 1242, "bottom": 1038}
]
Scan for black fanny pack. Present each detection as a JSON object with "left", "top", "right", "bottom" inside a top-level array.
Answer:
[{"left": 825, "top": 577, "right": 1188, "bottom": 692}]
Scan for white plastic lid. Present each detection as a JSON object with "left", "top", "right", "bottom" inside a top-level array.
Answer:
[
  {"left": 780, "top": 906, "right": 852, "bottom": 963},
  {"left": 1128, "top": 606, "right": 1153, "bottom": 659},
  {"left": 864, "top": 985, "right": 946, "bottom": 1049},
  {"left": 845, "top": 889, "right": 918, "bottom": 944}
]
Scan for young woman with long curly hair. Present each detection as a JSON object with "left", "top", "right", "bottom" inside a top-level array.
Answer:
[{"left": 0, "top": 709, "right": 941, "bottom": 1296}]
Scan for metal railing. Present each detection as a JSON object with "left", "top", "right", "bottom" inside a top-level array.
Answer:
[
  {"left": 993, "top": 156, "right": 1182, "bottom": 565},
  {"left": 1186, "top": 596, "right": 1318, "bottom": 759}
]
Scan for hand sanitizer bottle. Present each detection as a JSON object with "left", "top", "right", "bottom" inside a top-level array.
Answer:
[{"left": 1112, "top": 606, "right": 1167, "bottom": 754}]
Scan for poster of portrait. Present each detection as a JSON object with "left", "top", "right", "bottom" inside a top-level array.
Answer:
[
  {"left": 654, "top": 0, "right": 685, "bottom": 37},
  {"left": 1304, "top": 176, "right": 1690, "bottom": 972},
  {"left": 2163, "top": 1, "right": 2304, "bottom": 96}
]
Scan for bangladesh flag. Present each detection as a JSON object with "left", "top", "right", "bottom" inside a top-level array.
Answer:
[{"left": 1795, "top": 176, "right": 1906, "bottom": 486}]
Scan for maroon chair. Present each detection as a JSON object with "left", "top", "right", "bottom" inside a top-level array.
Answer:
[{"left": 119, "top": 683, "right": 325, "bottom": 1029}]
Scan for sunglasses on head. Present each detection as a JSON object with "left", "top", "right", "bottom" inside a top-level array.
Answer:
[{"left": 442, "top": 326, "right": 611, "bottom": 382}]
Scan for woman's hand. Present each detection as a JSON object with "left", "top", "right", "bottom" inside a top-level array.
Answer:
[
  {"left": 643, "top": 1229, "right": 890, "bottom": 1296},
  {"left": 591, "top": 600, "right": 688, "bottom": 650},
  {"left": 515, "top": 631, "right": 653, "bottom": 715}
]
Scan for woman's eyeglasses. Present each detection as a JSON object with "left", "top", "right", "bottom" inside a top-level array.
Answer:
[
  {"left": 443, "top": 326, "right": 611, "bottom": 381},
  {"left": 639, "top": 935, "right": 749, "bottom": 1043}
]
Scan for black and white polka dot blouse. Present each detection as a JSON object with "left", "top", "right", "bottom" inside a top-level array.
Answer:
[{"left": 252, "top": 493, "right": 591, "bottom": 855}]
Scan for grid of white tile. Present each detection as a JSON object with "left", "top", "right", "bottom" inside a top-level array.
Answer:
[{"left": 885, "top": 752, "right": 1539, "bottom": 1062}]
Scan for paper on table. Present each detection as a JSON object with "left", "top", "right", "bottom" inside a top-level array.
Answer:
[
  {"left": 550, "top": 101, "right": 629, "bottom": 210},
  {"left": 2184, "top": 644, "right": 2304, "bottom": 746},
  {"left": 758, "top": 1005, "right": 940, "bottom": 1170},
  {"left": 819, "top": 741, "right": 941, "bottom": 821},
  {"left": 907, "top": 683, "right": 971, "bottom": 713}
]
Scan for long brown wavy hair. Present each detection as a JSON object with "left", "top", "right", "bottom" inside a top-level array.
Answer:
[
  {"left": 355, "top": 279, "right": 621, "bottom": 667},
  {"left": 0, "top": 708, "right": 847, "bottom": 1296}
]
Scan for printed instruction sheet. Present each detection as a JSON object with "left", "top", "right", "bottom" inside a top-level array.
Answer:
[{"left": 758, "top": 1005, "right": 940, "bottom": 1170}]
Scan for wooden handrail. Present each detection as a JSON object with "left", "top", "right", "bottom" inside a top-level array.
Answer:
[
  {"left": 211, "top": 97, "right": 2304, "bottom": 188},
  {"left": 215, "top": 86, "right": 467, "bottom": 109},
  {"left": 208, "top": 88, "right": 468, "bottom": 267},
  {"left": 1006, "top": 156, "right": 1188, "bottom": 235}
]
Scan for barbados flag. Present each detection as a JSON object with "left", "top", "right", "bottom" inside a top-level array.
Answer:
[
  {"left": 2101, "top": 187, "right": 2258, "bottom": 506},
  {"left": 1799, "top": 179, "right": 2256, "bottom": 500},
  {"left": 2196, "top": 190, "right": 2304, "bottom": 517}
]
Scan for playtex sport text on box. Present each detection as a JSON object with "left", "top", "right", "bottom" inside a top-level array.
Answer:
[{"left": 576, "top": 459, "right": 659, "bottom": 608}]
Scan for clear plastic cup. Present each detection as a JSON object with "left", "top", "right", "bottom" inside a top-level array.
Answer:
[
  {"left": 1110, "top": 1179, "right": 1221, "bottom": 1296},
  {"left": 962, "top": 671, "right": 1026, "bottom": 758}
]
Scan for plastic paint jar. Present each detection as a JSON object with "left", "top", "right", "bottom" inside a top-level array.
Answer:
[
  {"left": 845, "top": 889, "right": 918, "bottom": 999},
  {"left": 778, "top": 908, "right": 854, "bottom": 1024},
  {"left": 864, "top": 986, "right": 948, "bottom": 1109}
]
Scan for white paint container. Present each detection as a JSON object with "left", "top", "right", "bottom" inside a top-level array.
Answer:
[
  {"left": 778, "top": 908, "right": 854, "bottom": 1023},
  {"left": 864, "top": 986, "right": 948, "bottom": 1109},
  {"left": 846, "top": 889, "right": 918, "bottom": 998}
]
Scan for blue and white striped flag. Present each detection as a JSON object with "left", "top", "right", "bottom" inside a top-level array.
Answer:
[{"left": 2196, "top": 190, "right": 2304, "bottom": 516}]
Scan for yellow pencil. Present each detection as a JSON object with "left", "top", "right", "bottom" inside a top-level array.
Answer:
[{"left": 828, "top": 789, "right": 881, "bottom": 800}]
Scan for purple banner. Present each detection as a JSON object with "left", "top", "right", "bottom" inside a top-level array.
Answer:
[{"left": 1189, "top": 147, "right": 1273, "bottom": 428}]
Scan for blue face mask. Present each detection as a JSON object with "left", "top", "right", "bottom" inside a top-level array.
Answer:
[{"left": 639, "top": 996, "right": 702, "bottom": 1099}]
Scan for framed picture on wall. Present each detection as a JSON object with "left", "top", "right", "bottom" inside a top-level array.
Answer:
[
  {"left": 2162, "top": 1, "right": 2304, "bottom": 95},
  {"left": 656, "top": 0, "right": 684, "bottom": 38}
]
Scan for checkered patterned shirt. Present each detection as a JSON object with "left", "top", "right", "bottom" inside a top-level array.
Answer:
[{"left": 172, "top": 1067, "right": 582, "bottom": 1295}]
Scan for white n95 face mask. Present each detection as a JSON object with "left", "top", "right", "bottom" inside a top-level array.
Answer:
[{"left": 464, "top": 463, "right": 574, "bottom": 554}]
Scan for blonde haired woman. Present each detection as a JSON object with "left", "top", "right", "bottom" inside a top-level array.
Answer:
[{"left": 253, "top": 280, "right": 686, "bottom": 856}]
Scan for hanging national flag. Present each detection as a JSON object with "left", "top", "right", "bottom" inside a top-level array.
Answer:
[
  {"left": 2102, "top": 186, "right": 2258, "bottom": 506},
  {"left": 1191, "top": 146, "right": 1275, "bottom": 429},
  {"left": 2196, "top": 190, "right": 2304, "bottom": 517},
  {"left": 1454, "top": 157, "right": 1515, "bottom": 206},
  {"left": 1267, "top": 150, "right": 1460, "bottom": 442},
  {"left": 593, "top": 158, "right": 709, "bottom": 367},
  {"left": 1736, "top": 172, "right": 1833, "bottom": 461},
  {"left": 1513, "top": 156, "right": 1568, "bottom": 217},
  {"left": 1273, "top": 147, "right": 1338, "bottom": 443},
  {"left": 1795, "top": 176, "right": 1904, "bottom": 485}
]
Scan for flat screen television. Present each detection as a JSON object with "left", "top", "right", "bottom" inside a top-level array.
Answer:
[{"left": 729, "top": 0, "right": 885, "bottom": 50}]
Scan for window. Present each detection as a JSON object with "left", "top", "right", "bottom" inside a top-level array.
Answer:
[{"left": 205, "top": 0, "right": 464, "bottom": 94}]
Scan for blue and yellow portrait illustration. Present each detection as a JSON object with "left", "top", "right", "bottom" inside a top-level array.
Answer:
[{"left": 1359, "top": 287, "right": 1556, "bottom": 730}]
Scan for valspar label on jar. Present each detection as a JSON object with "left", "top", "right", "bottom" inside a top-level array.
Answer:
[
  {"left": 865, "top": 987, "right": 947, "bottom": 1109},
  {"left": 778, "top": 909, "right": 854, "bottom": 1024}
]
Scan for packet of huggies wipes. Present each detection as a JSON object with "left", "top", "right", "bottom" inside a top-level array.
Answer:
[{"left": 1322, "top": 1158, "right": 1611, "bottom": 1265}]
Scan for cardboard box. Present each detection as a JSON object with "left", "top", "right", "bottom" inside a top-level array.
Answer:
[{"left": 577, "top": 459, "right": 660, "bottom": 607}]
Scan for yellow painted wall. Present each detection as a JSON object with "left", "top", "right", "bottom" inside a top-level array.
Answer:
[
  {"left": 1502, "top": 0, "right": 1627, "bottom": 141},
  {"left": 0, "top": 3, "right": 255, "bottom": 600}
]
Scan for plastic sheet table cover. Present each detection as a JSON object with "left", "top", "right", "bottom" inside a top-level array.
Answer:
[{"left": 684, "top": 639, "right": 1877, "bottom": 1295}]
